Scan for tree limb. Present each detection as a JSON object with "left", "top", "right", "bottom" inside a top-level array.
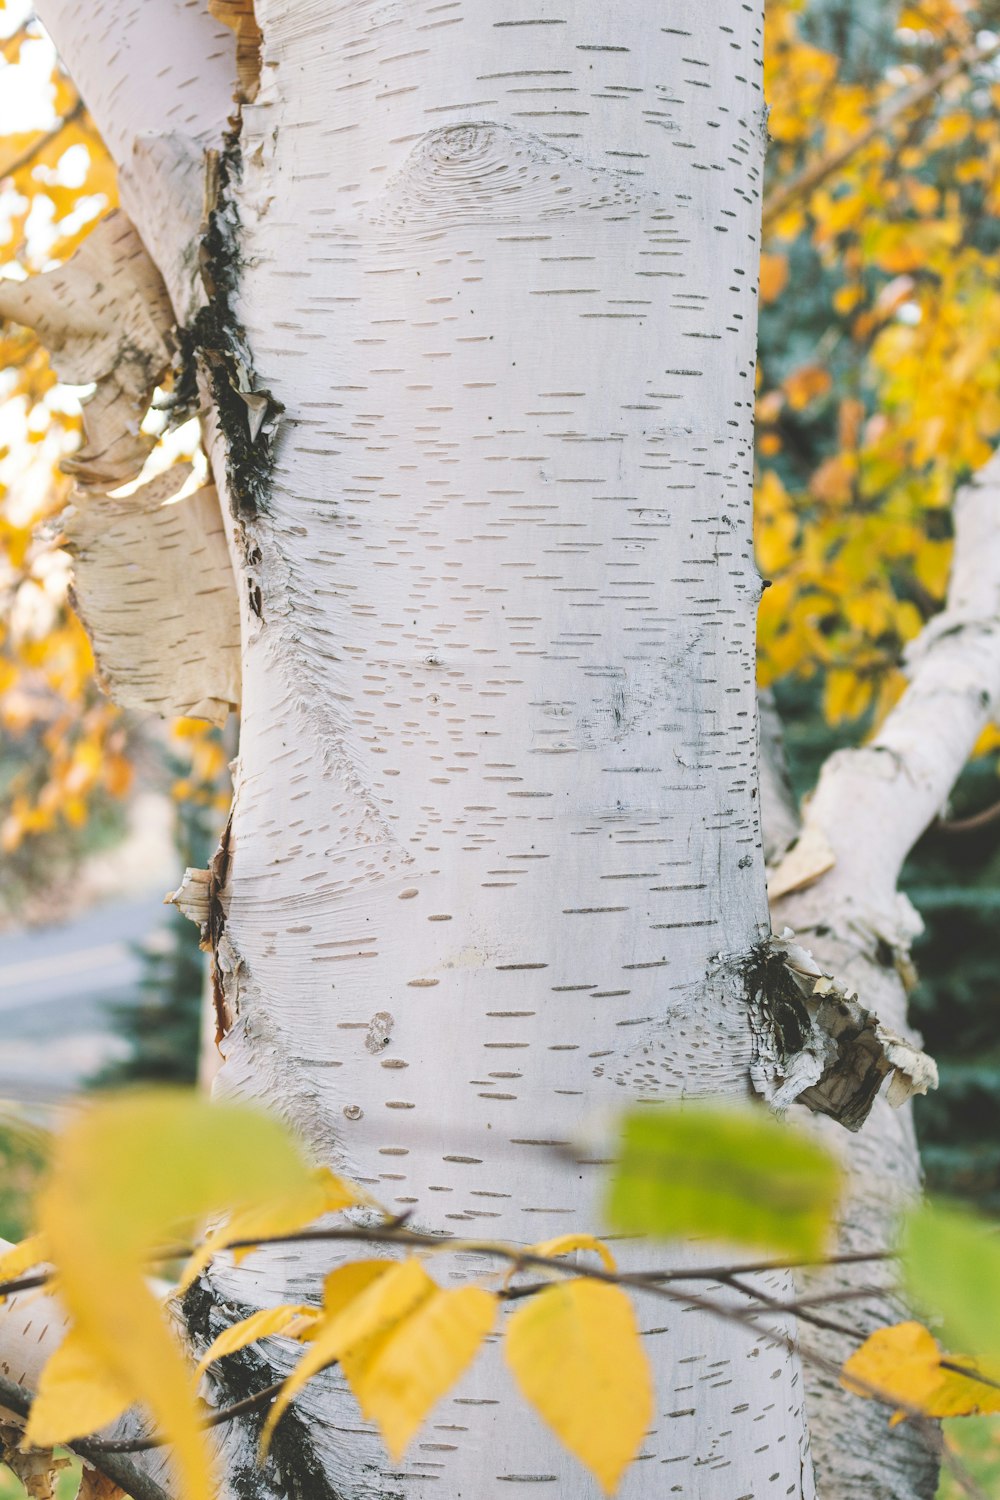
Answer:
[
  {"left": 0, "top": 97, "right": 85, "bottom": 182},
  {"left": 772, "top": 444, "right": 1000, "bottom": 935},
  {"left": 764, "top": 448, "right": 1000, "bottom": 1500},
  {"left": 762, "top": 36, "right": 1000, "bottom": 232}
]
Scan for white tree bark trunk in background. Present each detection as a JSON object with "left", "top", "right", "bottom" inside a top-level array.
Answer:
[
  {"left": 29, "top": 2, "right": 830, "bottom": 1496},
  {"left": 763, "top": 453, "right": 1000, "bottom": 1500}
]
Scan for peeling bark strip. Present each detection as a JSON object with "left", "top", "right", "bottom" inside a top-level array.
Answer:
[
  {"left": 0, "top": 211, "right": 172, "bottom": 489},
  {"left": 0, "top": 208, "right": 243, "bottom": 723},
  {"left": 169, "top": 815, "right": 236, "bottom": 1042},
  {"left": 747, "top": 931, "right": 937, "bottom": 1131},
  {"left": 208, "top": 0, "right": 263, "bottom": 105},
  {"left": 64, "top": 466, "right": 241, "bottom": 723}
]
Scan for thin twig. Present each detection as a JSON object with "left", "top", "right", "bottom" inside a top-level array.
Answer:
[
  {"left": 0, "top": 1240, "right": 893, "bottom": 1304},
  {"left": 0, "top": 1271, "right": 49, "bottom": 1297},
  {"left": 939, "top": 1358, "right": 1000, "bottom": 1393},
  {"left": 936, "top": 797, "right": 1000, "bottom": 835},
  {"left": 762, "top": 36, "right": 1000, "bottom": 231},
  {"left": 87, "top": 1380, "right": 288, "bottom": 1455},
  {"left": 8, "top": 1238, "right": 988, "bottom": 1499}
]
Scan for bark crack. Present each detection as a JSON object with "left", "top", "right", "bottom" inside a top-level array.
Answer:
[{"left": 175, "top": 134, "right": 282, "bottom": 527}]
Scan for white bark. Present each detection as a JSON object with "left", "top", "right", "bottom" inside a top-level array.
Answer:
[
  {"left": 764, "top": 451, "right": 1000, "bottom": 1500},
  {"left": 28, "top": 3, "right": 829, "bottom": 1497},
  {"left": 210, "top": 6, "right": 819, "bottom": 1496},
  {"left": 64, "top": 467, "right": 240, "bottom": 723},
  {"left": 25, "top": 0, "right": 237, "bottom": 324}
]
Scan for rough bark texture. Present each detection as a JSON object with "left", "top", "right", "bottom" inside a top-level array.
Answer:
[{"left": 194, "top": 5, "right": 825, "bottom": 1496}]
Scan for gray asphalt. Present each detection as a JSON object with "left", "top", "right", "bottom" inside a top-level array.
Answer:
[{"left": 0, "top": 895, "right": 173, "bottom": 1100}]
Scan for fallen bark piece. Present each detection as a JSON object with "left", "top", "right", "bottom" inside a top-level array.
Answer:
[
  {"left": 749, "top": 930, "right": 938, "bottom": 1131},
  {"left": 0, "top": 211, "right": 173, "bottom": 490},
  {"left": 63, "top": 466, "right": 241, "bottom": 723}
]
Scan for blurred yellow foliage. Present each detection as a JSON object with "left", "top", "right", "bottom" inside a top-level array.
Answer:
[{"left": 757, "top": 0, "right": 1000, "bottom": 775}]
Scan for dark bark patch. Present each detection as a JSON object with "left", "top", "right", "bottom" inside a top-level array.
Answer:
[
  {"left": 175, "top": 139, "right": 282, "bottom": 522},
  {"left": 183, "top": 1278, "right": 351, "bottom": 1500}
]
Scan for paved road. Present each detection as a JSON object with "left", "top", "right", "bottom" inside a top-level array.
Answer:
[{"left": 0, "top": 895, "right": 174, "bottom": 1101}]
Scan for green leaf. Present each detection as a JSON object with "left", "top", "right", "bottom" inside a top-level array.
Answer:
[
  {"left": 605, "top": 1104, "right": 841, "bottom": 1260},
  {"left": 904, "top": 1201, "right": 1000, "bottom": 1359}
]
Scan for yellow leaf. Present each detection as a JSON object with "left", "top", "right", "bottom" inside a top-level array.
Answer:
[
  {"left": 0, "top": 1233, "right": 48, "bottom": 1289},
  {"left": 322, "top": 1259, "right": 398, "bottom": 1322},
  {"left": 505, "top": 1280, "right": 652, "bottom": 1494},
  {"left": 178, "top": 1164, "right": 366, "bottom": 1292},
  {"left": 36, "top": 1090, "right": 324, "bottom": 1500},
  {"left": 194, "top": 1304, "right": 320, "bottom": 1379},
  {"left": 834, "top": 283, "right": 864, "bottom": 315},
  {"left": 527, "top": 1234, "right": 617, "bottom": 1272},
  {"left": 261, "top": 1260, "right": 410, "bottom": 1447},
  {"left": 261, "top": 1258, "right": 494, "bottom": 1459},
  {"left": 823, "top": 668, "right": 872, "bottom": 725},
  {"left": 973, "top": 723, "right": 1000, "bottom": 757},
  {"left": 809, "top": 454, "right": 855, "bottom": 506},
  {"left": 843, "top": 1322, "right": 941, "bottom": 1412},
  {"left": 759, "top": 252, "right": 789, "bottom": 305},
  {"left": 344, "top": 1283, "right": 496, "bottom": 1460},
  {"left": 783, "top": 364, "right": 832, "bottom": 411},
  {"left": 26, "top": 1326, "right": 132, "bottom": 1446},
  {"left": 843, "top": 1321, "right": 1000, "bottom": 1422}
]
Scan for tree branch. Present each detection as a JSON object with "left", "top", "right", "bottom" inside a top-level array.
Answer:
[
  {"left": 0, "top": 1218, "right": 985, "bottom": 1498},
  {"left": 935, "top": 797, "right": 1000, "bottom": 835},
  {"left": 762, "top": 451, "right": 1000, "bottom": 1499},
  {"left": 762, "top": 37, "right": 1000, "bottom": 233},
  {"left": 0, "top": 97, "right": 85, "bottom": 183},
  {"left": 772, "top": 444, "right": 1000, "bottom": 936},
  {"left": 0, "top": 1239, "right": 892, "bottom": 1305}
]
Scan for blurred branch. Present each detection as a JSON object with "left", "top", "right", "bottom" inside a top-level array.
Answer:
[
  {"left": 0, "top": 96, "right": 85, "bottom": 183},
  {"left": 935, "top": 797, "right": 1000, "bottom": 835},
  {"left": 763, "top": 36, "right": 1000, "bottom": 233},
  {"left": 0, "top": 21, "right": 35, "bottom": 67}
]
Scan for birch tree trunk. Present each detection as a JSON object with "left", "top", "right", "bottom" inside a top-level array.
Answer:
[{"left": 26, "top": 2, "right": 827, "bottom": 1497}]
